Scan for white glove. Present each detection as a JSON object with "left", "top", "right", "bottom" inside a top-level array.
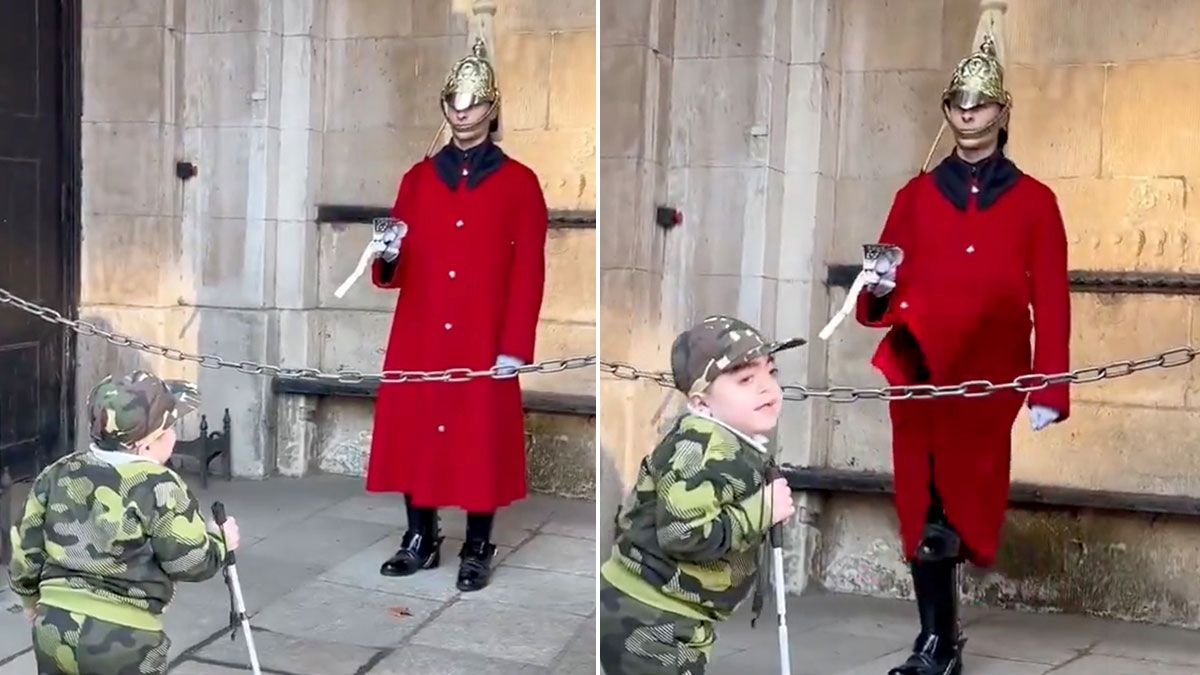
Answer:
[
  {"left": 378, "top": 223, "right": 405, "bottom": 263},
  {"left": 1029, "top": 404, "right": 1060, "bottom": 432},
  {"left": 495, "top": 355, "right": 524, "bottom": 377},
  {"left": 864, "top": 257, "right": 898, "bottom": 297}
]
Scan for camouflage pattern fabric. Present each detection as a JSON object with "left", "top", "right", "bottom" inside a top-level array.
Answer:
[
  {"left": 8, "top": 450, "right": 226, "bottom": 628},
  {"left": 602, "top": 413, "right": 772, "bottom": 622},
  {"left": 31, "top": 605, "right": 170, "bottom": 675},
  {"left": 670, "top": 315, "right": 805, "bottom": 396},
  {"left": 599, "top": 578, "right": 714, "bottom": 675},
  {"left": 88, "top": 370, "right": 200, "bottom": 452}
]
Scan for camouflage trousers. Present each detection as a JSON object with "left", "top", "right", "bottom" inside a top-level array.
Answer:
[
  {"left": 31, "top": 606, "right": 171, "bottom": 675},
  {"left": 599, "top": 579, "right": 715, "bottom": 675}
]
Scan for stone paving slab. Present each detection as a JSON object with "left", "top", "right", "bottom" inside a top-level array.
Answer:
[
  {"left": 169, "top": 661, "right": 252, "bottom": 674},
  {"left": 1052, "top": 654, "right": 1197, "bottom": 674},
  {"left": 368, "top": 645, "right": 549, "bottom": 674},
  {"left": 838, "top": 650, "right": 1053, "bottom": 675},
  {"left": 463, "top": 565, "right": 596, "bottom": 617},
  {"left": 0, "top": 589, "right": 32, "bottom": 662},
  {"left": 504, "top": 533, "right": 595, "bottom": 577},
  {"left": 540, "top": 499, "right": 595, "bottom": 540},
  {"left": 964, "top": 610, "right": 1101, "bottom": 665},
  {"left": 319, "top": 536, "right": 517, "bottom": 603},
  {"left": 240, "top": 514, "right": 394, "bottom": 572},
  {"left": 194, "top": 627, "right": 380, "bottom": 675},
  {"left": 551, "top": 616, "right": 598, "bottom": 675},
  {"left": 251, "top": 579, "right": 443, "bottom": 648},
  {"left": 0, "top": 651, "right": 34, "bottom": 675},
  {"left": 410, "top": 600, "right": 587, "bottom": 667},
  {"left": 162, "top": 549, "right": 322, "bottom": 660}
]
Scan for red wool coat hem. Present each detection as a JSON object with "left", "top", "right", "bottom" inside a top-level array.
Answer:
[{"left": 856, "top": 171, "right": 1071, "bottom": 567}]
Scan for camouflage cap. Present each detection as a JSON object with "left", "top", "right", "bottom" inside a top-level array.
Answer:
[
  {"left": 88, "top": 371, "right": 201, "bottom": 452},
  {"left": 670, "top": 315, "right": 806, "bottom": 396}
]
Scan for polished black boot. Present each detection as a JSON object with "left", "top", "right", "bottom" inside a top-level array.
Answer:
[
  {"left": 889, "top": 558, "right": 964, "bottom": 675},
  {"left": 456, "top": 512, "right": 496, "bottom": 592},
  {"left": 380, "top": 502, "right": 443, "bottom": 577}
]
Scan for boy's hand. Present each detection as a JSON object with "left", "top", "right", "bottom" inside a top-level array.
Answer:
[
  {"left": 24, "top": 606, "right": 37, "bottom": 625},
  {"left": 769, "top": 478, "right": 796, "bottom": 525},
  {"left": 209, "top": 516, "right": 241, "bottom": 551},
  {"left": 222, "top": 516, "right": 241, "bottom": 551}
]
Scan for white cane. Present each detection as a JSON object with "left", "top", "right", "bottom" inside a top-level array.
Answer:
[
  {"left": 212, "top": 502, "right": 262, "bottom": 675},
  {"left": 766, "top": 467, "right": 791, "bottom": 675}
]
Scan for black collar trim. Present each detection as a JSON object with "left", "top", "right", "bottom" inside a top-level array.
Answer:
[
  {"left": 432, "top": 139, "right": 507, "bottom": 190},
  {"left": 931, "top": 151, "right": 1021, "bottom": 211}
]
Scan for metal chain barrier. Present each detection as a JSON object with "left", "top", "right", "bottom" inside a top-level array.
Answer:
[
  {"left": 0, "top": 287, "right": 595, "bottom": 384},
  {"left": 600, "top": 347, "right": 1200, "bottom": 403}
]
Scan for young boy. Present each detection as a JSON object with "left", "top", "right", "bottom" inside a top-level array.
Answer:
[
  {"left": 8, "top": 370, "right": 241, "bottom": 675},
  {"left": 599, "top": 315, "right": 803, "bottom": 675}
]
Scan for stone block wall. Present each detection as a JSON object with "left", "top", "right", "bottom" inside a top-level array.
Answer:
[{"left": 78, "top": 0, "right": 596, "bottom": 486}]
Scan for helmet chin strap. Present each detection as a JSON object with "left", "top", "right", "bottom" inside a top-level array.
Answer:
[
  {"left": 444, "top": 100, "right": 498, "bottom": 142},
  {"left": 944, "top": 103, "right": 1009, "bottom": 144}
]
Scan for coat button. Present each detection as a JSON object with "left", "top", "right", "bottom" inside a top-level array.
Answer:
[
  {"left": 966, "top": 245, "right": 975, "bottom": 253},
  {"left": 900, "top": 301, "right": 909, "bottom": 309},
  {"left": 461, "top": 168, "right": 469, "bottom": 176},
  {"left": 444, "top": 323, "right": 452, "bottom": 330},
  {"left": 449, "top": 270, "right": 456, "bottom": 279},
  {"left": 456, "top": 219, "right": 464, "bottom": 228},
  {"left": 437, "top": 425, "right": 445, "bottom": 433}
]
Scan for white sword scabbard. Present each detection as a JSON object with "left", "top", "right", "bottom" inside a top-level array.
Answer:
[{"left": 818, "top": 272, "right": 869, "bottom": 341}]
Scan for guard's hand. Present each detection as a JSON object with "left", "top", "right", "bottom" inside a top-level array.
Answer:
[
  {"left": 376, "top": 221, "right": 406, "bottom": 263},
  {"left": 494, "top": 354, "right": 524, "bottom": 377},
  {"left": 1029, "top": 404, "right": 1060, "bottom": 432},
  {"left": 864, "top": 270, "right": 896, "bottom": 297},
  {"left": 769, "top": 477, "right": 796, "bottom": 525}
]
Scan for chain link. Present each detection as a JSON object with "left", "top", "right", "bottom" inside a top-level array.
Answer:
[
  {"left": 0, "top": 287, "right": 595, "bottom": 383},
  {"left": 8, "top": 284, "right": 1197, "bottom": 400},
  {"left": 600, "top": 346, "right": 1200, "bottom": 403}
]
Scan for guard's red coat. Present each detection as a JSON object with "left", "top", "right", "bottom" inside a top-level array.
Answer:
[
  {"left": 856, "top": 171, "right": 1070, "bottom": 567},
  {"left": 365, "top": 155, "right": 548, "bottom": 512}
]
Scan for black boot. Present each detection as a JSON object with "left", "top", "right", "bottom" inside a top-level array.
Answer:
[
  {"left": 380, "top": 502, "right": 443, "bottom": 577},
  {"left": 456, "top": 512, "right": 496, "bottom": 592},
  {"left": 889, "top": 558, "right": 964, "bottom": 675}
]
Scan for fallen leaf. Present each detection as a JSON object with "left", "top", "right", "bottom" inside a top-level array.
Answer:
[{"left": 389, "top": 606, "right": 412, "bottom": 618}]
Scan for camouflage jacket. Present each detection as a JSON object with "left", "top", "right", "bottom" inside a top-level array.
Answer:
[
  {"left": 8, "top": 448, "right": 227, "bottom": 631},
  {"left": 601, "top": 413, "right": 774, "bottom": 622}
]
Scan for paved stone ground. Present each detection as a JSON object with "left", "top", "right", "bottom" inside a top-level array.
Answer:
[
  {"left": 0, "top": 475, "right": 595, "bottom": 674},
  {"left": 711, "top": 591, "right": 1200, "bottom": 675}
]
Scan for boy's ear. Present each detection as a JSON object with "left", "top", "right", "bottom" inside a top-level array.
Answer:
[{"left": 687, "top": 393, "right": 707, "bottom": 409}]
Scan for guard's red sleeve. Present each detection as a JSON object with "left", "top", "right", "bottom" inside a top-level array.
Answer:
[
  {"left": 1025, "top": 195, "right": 1071, "bottom": 420},
  {"left": 497, "top": 175, "right": 549, "bottom": 363},
  {"left": 856, "top": 185, "right": 913, "bottom": 328},
  {"left": 372, "top": 170, "right": 416, "bottom": 290}
]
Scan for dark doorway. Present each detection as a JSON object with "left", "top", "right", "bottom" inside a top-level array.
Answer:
[{"left": 0, "top": 0, "right": 80, "bottom": 488}]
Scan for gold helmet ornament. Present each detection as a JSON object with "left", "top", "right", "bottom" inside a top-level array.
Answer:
[
  {"left": 441, "top": 36, "right": 500, "bottom": 114},
  {"left": 941, "top": 32, "right": 1011, "bottom": 140}
]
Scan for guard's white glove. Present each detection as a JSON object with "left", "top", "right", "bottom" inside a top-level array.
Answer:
[
  {"left": 864, "top": 257, "right": 898, "bottom": 297},
  {"left": 377, "top": 222, "right": 405, "bottom": 263},
  {"left": 495, "top": 354, "right": 524, "bottom": 377},
  {"left": 1029, "top": 404, "right": 1060, "bottom": 432}
]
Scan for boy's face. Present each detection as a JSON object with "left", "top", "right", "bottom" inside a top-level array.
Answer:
[
  {"left": 136, "top": 427, "right": 177, "bottom": 465},
  {"left": 691, "top": 356, "right": 783, "bottom": 436}
]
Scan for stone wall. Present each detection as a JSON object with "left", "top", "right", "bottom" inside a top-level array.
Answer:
[
  {"left": 78, "top": 0, "right": 596, "bottom": 484},
  {"left": 600, "top": 0, "right": 1200, "bottom": 624}
]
